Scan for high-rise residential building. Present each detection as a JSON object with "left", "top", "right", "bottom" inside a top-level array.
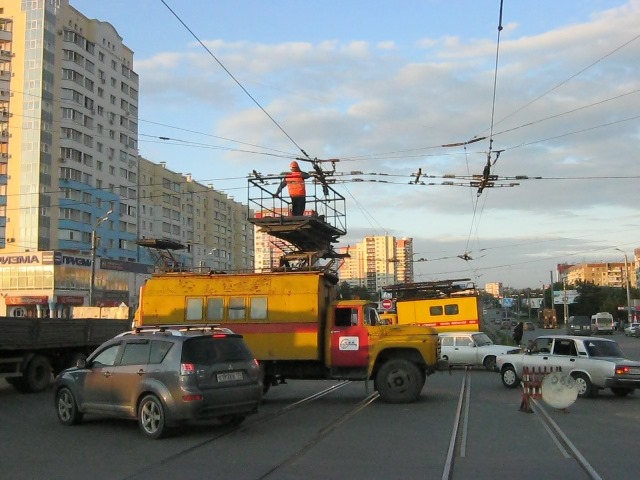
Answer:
[
  {"left": 0, "top": 0, "right": 139, "bottom": 316},
  {"left": 0, "top": 2, "right": 255, "bottom": 317},
  {"left": 137, "top": 158, "right": 254, "bottom": 276},
  {"left": 0, "top": 1, "right": 139, "bottom": 256},
  {"left": 338, "top": 234, "right": 413, "bottom": 293},
  {"left": 395, "top": 237, "right": 414, "bottom": 284}
]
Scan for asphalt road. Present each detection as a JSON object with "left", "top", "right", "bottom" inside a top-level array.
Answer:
[{"left": 1, "top": 330, "right": 639, "bottom": 480}]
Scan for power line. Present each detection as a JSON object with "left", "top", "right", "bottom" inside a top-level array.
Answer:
[{"left": 160, "top": 0, "right": 313, "bottom": 161}]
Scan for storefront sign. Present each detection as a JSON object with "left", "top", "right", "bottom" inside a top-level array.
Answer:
[
  {"left": 54, "top": 251, "right": 92, "bottom": 267},
  {"left": 5, "top": 295, "right": 49, "bottom": 305},
  {"left": 0, "top": 253, "right": 41, "bottom": 265},
  {"left": 57, "top": 295, "right": 85, "bottom": 306},
  {"left": 100, "top": 258, "right": 154, "bottom": 274}
]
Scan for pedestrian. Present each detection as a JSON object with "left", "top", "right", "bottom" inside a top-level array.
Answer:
[
  {"left": 274, "top": 161, "right": 310, "bottom": 216},
  {"left": 513, "top": 321, "right": 524, "bottom": 346}
]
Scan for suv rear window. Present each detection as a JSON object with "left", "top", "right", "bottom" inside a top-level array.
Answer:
[
  {"left": 570, "top": 316, "right": 590, "bottom": 326},
  {"left": 181, "top": 336, "right": 254, "bottom": 365}
]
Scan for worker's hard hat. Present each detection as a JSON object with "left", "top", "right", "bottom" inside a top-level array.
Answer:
[{"left": 290, "top": 161, "right": 300, "bottom": 170}]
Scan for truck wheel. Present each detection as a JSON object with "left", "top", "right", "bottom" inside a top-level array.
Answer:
[
  {"left": 501, "top": 366, "right": 519, "bottom": 388},
  {"left": 374, "top": 359, "right": 424, "bottom": 404},
  {"left": 24, "top": 355, "right": 53, "bottom": 393},
  {"left": 56, "top": 387, "right": 83, "bottom": 425},
  {"left": 138, "top": 394, "right": 168, "bottom": 439}
]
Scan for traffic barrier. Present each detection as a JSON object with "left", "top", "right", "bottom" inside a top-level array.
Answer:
[{"left": 519, "top": 365, "right": 561, "bottom": 413}]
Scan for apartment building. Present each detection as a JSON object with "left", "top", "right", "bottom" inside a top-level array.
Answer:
[
  {"left": 565, "top": 261, "right": 637, "bottom": 289},
  {"left": 0, "top": 2, "right": 254, "bottom": 316},
  {"left": 137, "top": 158, "right": 254, "bottom": 274},
  {"left": 338, "top": 235, "right": 414, "bottom": 293}
]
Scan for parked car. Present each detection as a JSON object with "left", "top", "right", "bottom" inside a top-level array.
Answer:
[
  {"left": 566, "top": 315, "right": 592, "bottom": 336},
  {"left": 439, "top": 332, "right": 520, "bottom": 371},
  {"left": 624, "top": 323, "right": 640, "bottom": 336},
  {"left": 495, "top": 335, "right": 640, "bottom": 398},
  {"left": 500, "top": 320, "right": 511, "bottom": 330},
  {"left": 523, "top": 321, "right": 536, "bottom": 331},
  {"left": 54, "top": 325, "right": 263, "bottom": 439}
]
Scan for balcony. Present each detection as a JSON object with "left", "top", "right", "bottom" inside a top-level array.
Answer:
[
  {"left": 0, "top": 49, "right": 13, "bottom": 62},
  {"left": 0, "top": 29, "right": 12, "bottom": 43}
]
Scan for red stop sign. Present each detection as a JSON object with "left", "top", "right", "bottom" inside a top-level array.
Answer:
[{"left": 381, "top": 299, "right": 393, "bottom": 310}]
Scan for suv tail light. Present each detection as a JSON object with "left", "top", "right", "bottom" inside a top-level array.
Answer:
[{"left": 181, "top": 362, "right": 196, "bottom": 375}]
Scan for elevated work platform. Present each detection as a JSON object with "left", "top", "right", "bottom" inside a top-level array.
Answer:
[
  {"left": 135, "top": 238, "right": 187, "bottom": 273},
  {"left": 247, "top": 172, "right": 347, "bottom": 267}
]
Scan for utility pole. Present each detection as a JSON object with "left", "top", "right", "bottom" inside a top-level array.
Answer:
[
  {"left": 615, "top": 248, "right": 632, "bottom": 326},
  {"left": 549, "top": 270, "right": 555, "bottom": 328},
  {"left": 89, "top": 210, "right": 112, "bottom": 306}
]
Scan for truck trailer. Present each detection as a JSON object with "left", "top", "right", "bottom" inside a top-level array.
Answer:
[
  {"left": 0, "top": 307, "right": 130, "bottom": 393},
  {"left": 135, "top": 270, "right": 446, "bottom": 404}
]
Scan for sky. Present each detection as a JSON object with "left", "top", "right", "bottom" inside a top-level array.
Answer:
[{"left": 71, "top": 0, "right": 640, "bottom": 289}]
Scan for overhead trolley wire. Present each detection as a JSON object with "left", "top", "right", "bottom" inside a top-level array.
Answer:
[{"left": 160, "top": 0, "right": 313, "bottom": 162}]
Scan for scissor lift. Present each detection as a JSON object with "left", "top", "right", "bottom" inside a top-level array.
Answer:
[{"left": 247, "top": 173, "right": 348, "bottom": 272}]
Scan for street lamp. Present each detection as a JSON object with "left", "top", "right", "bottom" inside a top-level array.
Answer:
[
  {"left": 89, "top": 210, "right": 112, "bottom": 306},
  {"left": 615, "top": 248, "right": 632, "bottom": 325}
]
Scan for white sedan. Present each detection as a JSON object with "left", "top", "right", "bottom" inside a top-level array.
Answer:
[
  {"left": 439, "top": 332, "right": 520, "bottom": 371},
  {"left": 495, "top": 335, "right": 640, "bottom": 398},
  {"left": 624, "top": 323, "right": 640, "bottom": 336}
]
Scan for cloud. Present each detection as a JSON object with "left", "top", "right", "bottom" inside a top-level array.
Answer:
[{"left": 132, "top": 1, "right": 640, "bottom": 287}]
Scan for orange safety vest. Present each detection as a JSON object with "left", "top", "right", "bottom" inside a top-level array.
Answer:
[{"left": 285, "top": 171, "right": 306, "bottom": 197}]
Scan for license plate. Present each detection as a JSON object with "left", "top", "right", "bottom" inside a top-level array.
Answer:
[
  {"left": 217, "top": 371, "right": 243, "bottom": 382},
  {"left": 629, "top": 368, "right": 640, "bottom": 375}
]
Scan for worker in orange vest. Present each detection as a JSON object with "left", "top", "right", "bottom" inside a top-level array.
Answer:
[{"left": 274, "top": 161, "right": 310, "bottom": 216}]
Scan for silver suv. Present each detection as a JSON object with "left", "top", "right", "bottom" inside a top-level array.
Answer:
[{"left": 54, "top": 324, "right": 263, "bottom": 439}]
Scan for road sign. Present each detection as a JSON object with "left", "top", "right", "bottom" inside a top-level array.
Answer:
[{"left": 381, "top": 299, "right": 393, "bottom": 310}]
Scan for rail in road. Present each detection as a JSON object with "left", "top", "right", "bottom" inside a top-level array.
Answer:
[{"left": 2, "top": 340, "right": 639, "bottom": 480}]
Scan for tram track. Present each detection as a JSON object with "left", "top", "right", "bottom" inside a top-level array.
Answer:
[
  {"left": 530, "top": 398, "right": 603, "bottom": 480},
  {"left": 442, "top": 367, "right": 604, "bottom": 480},
  {"left": 122, "top": 380, "right": 371, "bottom": 480}
]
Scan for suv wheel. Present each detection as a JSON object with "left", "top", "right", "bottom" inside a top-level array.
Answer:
[
  {"left": 56, "top": 387, "right": 83, "bottom": 425},
  {"left": 138, "top": 394, "right": 167, "bottom": 439}
]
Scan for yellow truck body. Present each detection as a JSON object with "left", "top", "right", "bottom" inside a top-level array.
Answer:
[
  {"left": 135, "top": 270, "right": 445, "bottom": 403},
  {"left": 392, "top": 295, "right": 481, "bottom": 332},
  {"left": 136, "top": 269, "right": 336, "bottom": 361}
]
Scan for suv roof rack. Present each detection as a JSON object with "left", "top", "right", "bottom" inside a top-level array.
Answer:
[{"left": 116, "top": 324, "right": 233, "bottom": 338}]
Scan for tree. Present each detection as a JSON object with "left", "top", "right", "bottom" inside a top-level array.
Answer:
[
  {"left": 574, "top": 281, "right": 600, "bottom": 315},
  {"left": 337, "top": 282, "right": 372, "bottom": 301}
]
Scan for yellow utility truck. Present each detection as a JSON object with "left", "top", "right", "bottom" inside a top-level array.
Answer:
[
  {"left": 135, "top": 270, "right": 445, "bottom": 403},
  {"left": 381, "top": 279, "right": 482, "bottom": 332}
]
